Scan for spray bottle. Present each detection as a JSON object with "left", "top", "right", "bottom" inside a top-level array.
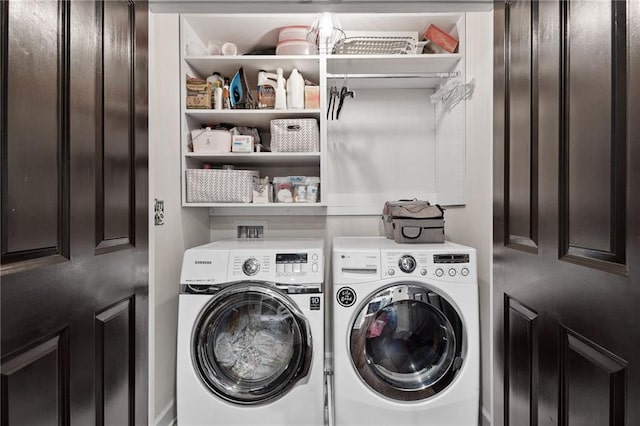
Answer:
[
  {"left": 286, "top": 68, "right": 305, "bottom": 110},
  {"left": 274, "top": 68, "right": 287, "bottom": 110},
  {"left": 257, "top": 70, "right": 278, "bottom": 109}
]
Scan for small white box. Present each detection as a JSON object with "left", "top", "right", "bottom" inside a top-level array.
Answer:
[
  {"left": 232, "top": 135, "right": 254, "bottom": 153},
  {"left": 253, "top": 182, "right": 273, "bottom": 203}
]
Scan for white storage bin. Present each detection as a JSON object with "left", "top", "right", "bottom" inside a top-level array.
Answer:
[
  {"left": 270, "top": 118, "right": 319, "bottom": 152},
  {"left": 186, "top": 169, "right": 259, "bottom": 203},
  {"left": 190, "top": 128, "right": 232, "bottom": 153}
]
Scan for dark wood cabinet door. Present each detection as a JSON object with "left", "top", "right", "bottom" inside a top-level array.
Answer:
[
  {"left": 0, "top": 1, "right": 148, "bottom": 425},
  {"left": 494, "top": 0, "right": 640, "bottom": 425}
]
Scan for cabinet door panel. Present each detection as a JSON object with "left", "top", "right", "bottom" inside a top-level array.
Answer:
[
  {"left": 494, "top": 0, "right": 639, "bottom": 425},
  {"left": 2, "top": 0, "right": 67, "bottom": 262}
]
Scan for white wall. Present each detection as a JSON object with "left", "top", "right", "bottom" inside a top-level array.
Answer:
[
  {"left": 150, "top": 13, "right": 210, "bottom": 425},
  {"left": 445, "top": 11, "right": 493, "bottom": 425},
  {"left": 149, "top": 9, "right": 493, "bottom": 426}
]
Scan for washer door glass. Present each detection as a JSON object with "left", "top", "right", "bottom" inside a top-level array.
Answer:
[
  {"left": 350, "top": 283, "right": 463, "bottom": 401},
  {"left": 193, "top": 284, "right": 311, "bottom": 405}
]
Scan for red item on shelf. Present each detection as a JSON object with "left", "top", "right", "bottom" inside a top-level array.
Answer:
[{"left": 424, "top": 24, "right": 459, "bottom": 53}]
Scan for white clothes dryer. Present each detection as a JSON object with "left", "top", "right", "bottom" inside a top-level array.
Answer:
[
  {"left": 331, "top": 237, "right": 479, "bottom": 426},
  {"left": 177, "top": 238, "right": 325, "bottom": 426}
]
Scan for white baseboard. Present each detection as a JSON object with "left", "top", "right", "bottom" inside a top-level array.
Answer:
[
  {"left": 480, "top": 406, "right": 492, "bottom": 426},
  {"left": 155, "top": 398, "right": 176, "bottom": 426}
]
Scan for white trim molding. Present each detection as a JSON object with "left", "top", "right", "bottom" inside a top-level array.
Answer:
[
  {"left": 155, "top": 399, "right": 176, "bottom": 426},
  {"left": 481, "top": 406, "right": 492, "bottom": 426}
]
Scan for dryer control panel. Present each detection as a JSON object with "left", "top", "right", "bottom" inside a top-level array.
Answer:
[{"left": 382, "top": 250, "right": 476, "bottom": 284}]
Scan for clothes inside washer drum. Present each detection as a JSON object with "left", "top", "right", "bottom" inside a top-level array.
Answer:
[{"left": 213, "top": 312, "right": 295, "bottom": 381}]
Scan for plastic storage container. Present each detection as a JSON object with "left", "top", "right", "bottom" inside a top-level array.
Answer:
[
  {"left": 273, "top": 176, "right": 320, "bottom": 203},
  {"left": 278, "top": 26, "right": 311, "bottom": 43},
  {"left": 276, "top": 40, "right": 317, "bottom": 55}
]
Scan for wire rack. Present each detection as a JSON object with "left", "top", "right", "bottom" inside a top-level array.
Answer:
[{"left": 332, "top": 31, "right": 420, "bottom": 55}]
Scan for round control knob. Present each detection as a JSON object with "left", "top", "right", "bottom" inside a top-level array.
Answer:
[
  {"left": 242, "top": 258, "right": 260, "bottom": 276},
  {"left": 388, "top": 269, "right": 395, "bottom": 276},
  {"left": 461, "top": 267, "right": 470, "bottom": 277},
  {"left": 312, "top": 253, "right": 319, "bottom": 261},
  {"left": 420, "top": 268, "right": 428, "bottom": 276},
  {"left": 398, "top": 255, "right": 417, "bottom": 273},
  {"left": 435, "top": 268, "right": 444, "bottom": 277},
  {"left": 448, "top": 268, "right": 457, "bottom": 277}
]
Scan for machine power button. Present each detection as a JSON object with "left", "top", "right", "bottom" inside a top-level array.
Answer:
[{"left": 312, "top": 263, "right": 319, "bottom": 273}]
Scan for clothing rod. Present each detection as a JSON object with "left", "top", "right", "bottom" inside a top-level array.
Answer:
[{"left": 326, "top": 71, "right": 460, "bottom": 79}]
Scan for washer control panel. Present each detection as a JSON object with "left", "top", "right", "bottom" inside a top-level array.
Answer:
[
  {"left": 230, "top": 249, "right": 323, "bottom": 283},
  {"left": 383, "top": 250, "right": 475, "bottom": 283},
  {"left": 275, "top": 253, "right": 315, "bottom": 276}
]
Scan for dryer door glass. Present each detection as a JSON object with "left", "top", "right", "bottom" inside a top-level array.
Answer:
[
  {"left": 193, "top": 283, "right": 312, "bottom": 405},
  {"left": 350, "top": 283, "right": 463, "bottom": 401}
]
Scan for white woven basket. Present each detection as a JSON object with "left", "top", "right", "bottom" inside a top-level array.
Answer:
[
  {"left": 270, "top": 119, "right": 319, "bottom": 152},
  {"left": 186, "top": 169, "right": 259, "bottom": 203}
]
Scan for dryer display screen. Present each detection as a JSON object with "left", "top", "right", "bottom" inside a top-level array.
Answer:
[
  {"left": 276, "top": 253, "right": 308, "bottom": 264},
  {"left": 434, "top": 254, "right": 469, "bottom": 264}
]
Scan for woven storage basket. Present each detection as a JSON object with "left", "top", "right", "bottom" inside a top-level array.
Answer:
[
  {"left": 270, "top": 118, "right": 319, "bottom": 152},
  {"left": 186, "top": 169, "right": 259, "bottom": 203}
]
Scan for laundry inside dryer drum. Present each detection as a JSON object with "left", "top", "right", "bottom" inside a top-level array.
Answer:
[
  {"left": 193, "top": 289, "right": 310, "bottom": 404},
  {"left": 350, "top": 283, "right": 463, "bottom": 401}
]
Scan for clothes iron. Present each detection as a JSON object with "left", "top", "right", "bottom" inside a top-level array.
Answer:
[{"left": 230, "top": 67, "right": 255, "bottom": 109}]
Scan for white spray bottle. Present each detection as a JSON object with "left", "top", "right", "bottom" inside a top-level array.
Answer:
[
  {"left": 257, "top": 70, "right": 278, "bottom": 109},
  {"left": 275, "top": 68, "right": 287, "bottom": 110}
]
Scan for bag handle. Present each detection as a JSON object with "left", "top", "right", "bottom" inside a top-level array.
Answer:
[
  {"left": 191, "top": 127, "right": 212, "bottom": 141},
  {"left": 401, "top": 226, "right": 422, "bottom": 239}
]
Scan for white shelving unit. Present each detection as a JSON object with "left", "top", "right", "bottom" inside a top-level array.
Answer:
[
  {"left": 184, "top": 109, "right": 321, "bottom": 127},
  {"left": 179, "top": 12, "right": 467, "bottom": 215}
]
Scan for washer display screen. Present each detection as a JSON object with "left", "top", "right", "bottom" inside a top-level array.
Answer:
[{"left": 276, "top": 253, "right": 308, "bottom": 264}]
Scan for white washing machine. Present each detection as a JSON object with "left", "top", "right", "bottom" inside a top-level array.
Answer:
[
  {"left": 177, "top": 238, "right": 325, "bottom": 426},
  {"left": 331, "top": 237, "right": 479, "bottom": 426}
]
